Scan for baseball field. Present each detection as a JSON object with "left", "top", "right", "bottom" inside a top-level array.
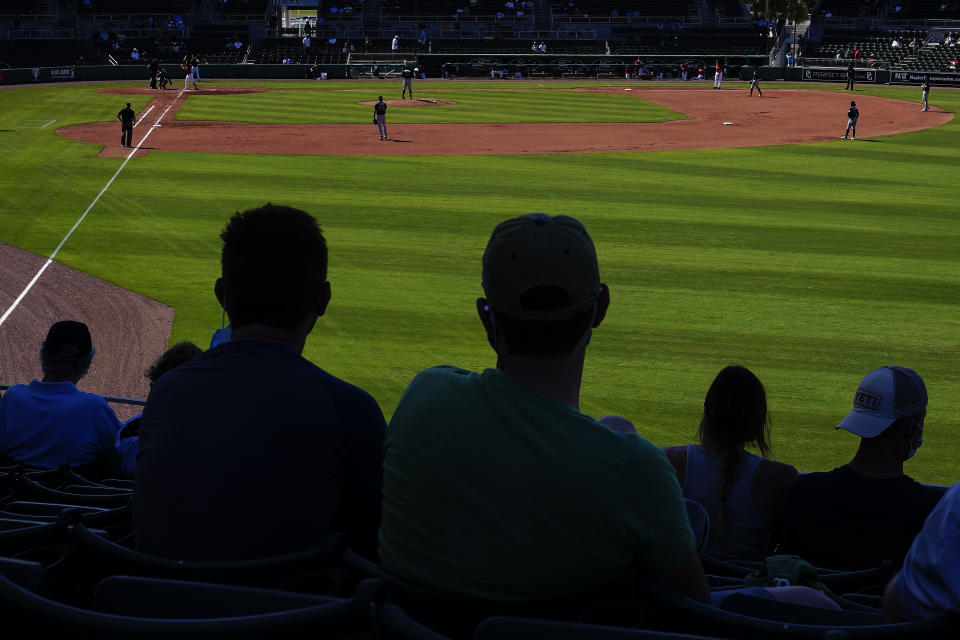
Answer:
[{"left": 0, "top": 78, "right": 957, "bottom": 483}]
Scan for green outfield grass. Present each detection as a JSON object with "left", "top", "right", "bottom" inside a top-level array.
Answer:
[
  {"left": 0, "top": 79, "right": 958, "bottom": 483},
  {"left": 175, "top": 85, "right": 688, "bottom": 123}
]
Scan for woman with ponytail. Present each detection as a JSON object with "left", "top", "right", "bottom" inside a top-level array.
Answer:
[{"left": 664, "top": 366, "right": 798, "bottom": 562}]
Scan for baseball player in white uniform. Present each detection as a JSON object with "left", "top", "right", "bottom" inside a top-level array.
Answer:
[{"left": 713, "top": 60, "right": 723, "bottom": 89}]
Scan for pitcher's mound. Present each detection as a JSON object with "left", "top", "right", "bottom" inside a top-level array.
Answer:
[{"left": 358, "top": 98, "right": 456, "bottom": 106}]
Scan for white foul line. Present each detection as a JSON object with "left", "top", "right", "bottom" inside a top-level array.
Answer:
[
  {"left": 0, "top": 91, "right": 185, "bottom": 328},
  {"left": 134, "top": 105, "right": 155, "bottom": 127},
  {"left": 40, "top": 119, "right": 56, "bottom": 128}
]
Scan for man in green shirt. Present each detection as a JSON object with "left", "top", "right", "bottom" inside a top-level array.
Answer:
[{"left": 380, "top": 213, "right": 709, "bottom": 604}]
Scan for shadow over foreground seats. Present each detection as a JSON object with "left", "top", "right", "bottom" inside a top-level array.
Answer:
[{"left": 0, "top": 569, "right": 445, "bottom": 639}]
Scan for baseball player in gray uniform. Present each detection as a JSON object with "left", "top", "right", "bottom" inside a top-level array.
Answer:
[
  {"left": 402, "top": 67, "right": 414, "bottom": 99},
  {"left": 374, "top": 95, "right": 388, "bottom": 140},
  {"left": 841, "top": 100, "right": 859, "bottom": 140},
  {"left": 748, "top": 68, "right": 762, "bottom": 97},
  {"left": 921, "top": 77, "right": 931, "bottom": 112}
]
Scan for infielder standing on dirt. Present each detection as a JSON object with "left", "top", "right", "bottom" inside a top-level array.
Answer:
[
  {"left": 842, "top": 100, "right": 859, "bottom": 140},
  {"left": 921, "top": 77, "right": 931, "bottom": 112},
  {"left": 748, "top": 68, "right": 762, "bottom": 97},
  {"left": 713, "top": 59, "right": 723, "bottom": 89},
  {"left": 402, "top": 67, "right": 414, "bottom": 99},
  {"left": 374, "top": 95, "right": 388, "bottom": 141}
]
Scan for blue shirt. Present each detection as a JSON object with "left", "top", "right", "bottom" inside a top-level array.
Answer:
[{"left": 0, "top": 380, "right": 122, "bottom": 469}]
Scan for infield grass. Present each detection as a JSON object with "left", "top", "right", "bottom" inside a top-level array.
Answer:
[{"left": 0, "top": 80, "right": 958, "bottom": 483}]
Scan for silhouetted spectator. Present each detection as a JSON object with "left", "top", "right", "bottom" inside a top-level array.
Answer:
[
  {"left": 664, "top": 366, "right": 797, "bottom": 562},
  {"left": 380, "top": 214, "right": 709, "bottom": 604},
  {"left": 115, "top": 341, "right": 204, "bottom": 475},
  {"left": 884, "top": 481, "right": 960, "bottom": 621},
  {"left": 134, "top": 204, "right": 387, "bottom": 561},
  {"left": 777, "top": 366, "right": 942, "bottom": 570},
  {"left": 0, "top": 321, "right": 122, "bottom": 469}
]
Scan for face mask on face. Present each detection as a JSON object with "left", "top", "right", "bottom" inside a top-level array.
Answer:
[{"left": 906, "top": 423, "right": 923, "bottom": 460}]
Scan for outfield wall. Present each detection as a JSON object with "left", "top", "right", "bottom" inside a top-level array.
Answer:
[{"left": 2, "top": 61, "right": 949, "bottom": 86}]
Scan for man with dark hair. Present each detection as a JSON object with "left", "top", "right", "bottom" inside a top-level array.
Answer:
[
  {"left": 134, "top": 203, "right": 386, "bottom": 561},
  {"left": 0, "top": 320, "right": 122, "bottom": 469},
  {"left": 379, "top": 213, "right": 709, "bottom": 604},
  {"left": 777, "top": 366, "right": 943, "bottom": 570}
]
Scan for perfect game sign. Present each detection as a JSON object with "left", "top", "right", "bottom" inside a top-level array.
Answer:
[
  {"left": 891, "top": 70, "right": 960, "bottom": 86},
  {"left": 801, "top": 67, "right": 877, "bottom": 83}
]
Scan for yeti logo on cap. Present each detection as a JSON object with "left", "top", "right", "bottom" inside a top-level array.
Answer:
[{"left": 853, "top": 389, "right": 881, "bottom": 411}]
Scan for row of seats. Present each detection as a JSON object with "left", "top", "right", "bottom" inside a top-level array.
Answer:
[{"left": 0, "top": 465, "right": 954, "bottom": 639}]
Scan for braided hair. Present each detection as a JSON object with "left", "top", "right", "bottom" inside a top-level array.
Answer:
[{"left": 696, "top": 365, "right": 772, "bottom": 540}]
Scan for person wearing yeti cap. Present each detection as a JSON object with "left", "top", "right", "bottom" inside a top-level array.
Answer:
[
  {"left": 380, "top": 214, "right": 709, "bottom": 614},
  {"left": 776, "top": 366, "right": 944, "bottom": 570},
  {"left": 0, "top": 320, "right": 122, "bottom": 469}
]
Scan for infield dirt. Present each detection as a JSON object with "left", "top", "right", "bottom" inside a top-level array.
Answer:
[{"left": 60, "top": 86, "right": 952, "bottom": 157}]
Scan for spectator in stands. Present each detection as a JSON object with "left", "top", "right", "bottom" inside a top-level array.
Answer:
[
  {"left": 664, "top": 366, "right": 798, "bottom": 562},
  {"left": 892, "top": 38, "right": 901, "bottom": 48},
  {"left": 130, "top": 47, "right": 140, "bottom": 61},
  {"left": 0, "top": 321, "right": 122, "bottom": 470},
  {"left": 776, "top": 366, "right": 943, "bottom": 570},
  {"left": 884, "top": 481, "right": 960, "bottom": 622},
  {"left": 115, "top": 342, "right": 204, "bottom": 475},
  {"left": 392, "top": 34, "right": 399, "bottom": 51},
  {"left": 134, "top": 204, "right": 387, "bottom": 562},
  {"left": 379, "top": 213, "right": 710, "bottom": 604},
  {"left": 302, "top": 34, "right": 311, "bottom": 51},
  {"left": 786, "top": 51, "right": 794, "bottom": 66}
]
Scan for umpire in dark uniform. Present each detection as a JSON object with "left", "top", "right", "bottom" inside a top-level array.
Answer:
[
  {"left": 148, "top": 59, "right": 160, "bottom": 89},
  {"left": 117, "top": 102, "right": 135, "bottom": 148},
  {"left": 845, "top": 60, "right": 855, "bottom": 91}
]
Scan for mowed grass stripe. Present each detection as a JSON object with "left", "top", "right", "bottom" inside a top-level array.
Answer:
[
  {"left": 175, "top": 88, "right": 687, "bottom": 124},
  {"left": 0, "top": 82, "right": 958, "bottom": 482}
]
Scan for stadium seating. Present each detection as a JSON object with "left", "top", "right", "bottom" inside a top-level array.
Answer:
[
  {"left": 811, "top": 28, "right": 927, "bottom": 67},
  {"left": 0, "top": 39, "right": 87, "bottom": 67},
  {"left": 252, "top": 38, "right": 347, "bottom": 64},
  {"left": 219, "top": 0, "right": 269, "bottom": 19}
]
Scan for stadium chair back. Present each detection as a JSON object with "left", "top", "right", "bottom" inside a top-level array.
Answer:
[
  {"left": 0, "top": 568, "right": 365, "bottom": 638},
  {"left": 71, "top": 523, "right": 346, "bottom": 591},
  {"left": 475, "top": 616, "right": 722, "bottom": 639},
  {"left": 636, "top": 580, "right": 959, "bottom": 639},
  {"left": 342, "top": 549, "right": 645, "bottom": 639}
]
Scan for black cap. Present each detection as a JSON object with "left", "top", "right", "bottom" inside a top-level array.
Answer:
[{"left": 44, "top": 321, "right": 92, "bottom": 356}]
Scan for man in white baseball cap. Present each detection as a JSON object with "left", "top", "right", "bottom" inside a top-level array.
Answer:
[{"left": 775, "top": 366, "right": 944, "bottom": 570}]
